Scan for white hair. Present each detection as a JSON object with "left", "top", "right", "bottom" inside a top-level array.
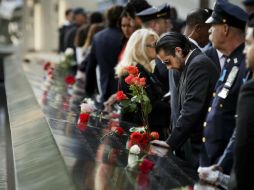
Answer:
[{"left": 115, "top": 28, "right": 159, "bottom": 77}]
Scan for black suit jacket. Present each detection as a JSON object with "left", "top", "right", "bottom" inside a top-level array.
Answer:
[
  {"left": 230, "top": 79, "right": 254, "bottom": 190},
  {"left": 205, "top": 47, "right": 221, "bottom": 71},
  {"left": 166, "top": 49, "right": 219, "bottom": 167},
  {"left": 86, "top": 27, "right": 123, "bottom": 102}
]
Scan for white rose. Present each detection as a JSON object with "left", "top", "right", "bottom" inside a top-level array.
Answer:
[
  {"left": 65, "top": 48, "right": 74, "bottom": 56},
  {"left": 80, "top": 103, "right": 95, "bottom": 113},
  {"left": 129, "top": 144, "right": 141, "bottom": 155}
]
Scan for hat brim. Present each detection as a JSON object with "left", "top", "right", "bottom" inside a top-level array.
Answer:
[{"left": 205, "top": 16, "right": 222, "bottom": 24}]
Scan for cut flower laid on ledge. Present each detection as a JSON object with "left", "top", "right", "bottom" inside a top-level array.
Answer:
[
  {"left": 59, "top": 48, "right": 76, "bottom": 69},
  {"left": 77, "top": 98, "right": 95, "bottom": 132}
]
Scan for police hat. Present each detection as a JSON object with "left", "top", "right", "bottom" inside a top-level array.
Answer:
[
  {"left": 206, "top": 0, "right": 248, "bottom": 30},
  {"left": 73, "top": 7, "right": 86, "bottom": 15},
  {"left": 137, "top": 3, "right": 170, "bottom": 22},
  {"left": 243, "top": 0, "right": 254, "bottom": 6}
]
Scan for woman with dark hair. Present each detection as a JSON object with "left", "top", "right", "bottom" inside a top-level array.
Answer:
[{"left": 118, "top": 9, "right": 137, "bottom": 62}]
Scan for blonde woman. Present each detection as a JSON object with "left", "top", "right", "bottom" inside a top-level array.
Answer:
[{"left": 115, "top": 28, "right": 170, "bottom": 140}]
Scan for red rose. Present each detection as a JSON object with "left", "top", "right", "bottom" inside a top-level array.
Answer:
[
  {"left": 150, "top": 131, "right": 159, "bottom": 140},
  {"left": 140, "top": 133, "right": 150, "bottom": 150},
  {"left": 126, "top": 66, "right": 139, "bottom": 76},
  {"left": 115, "top": 127, "right": 123, "bottom": 136},
  {"left": 65, "top": 75, "right": 76, "bottom": 85},
  {"left": 139, "top": 159, "right": 154, "bottom": 174},
  {"left": 47, "top": 69, "right": 53, "bottom": 76},
  {"left": 116, "top": 91, "right": 127, "bottom": 101},
  {"left": 77, "top": 122, "right": 87, "bottom": 132},
  {"left": 44, "top": 62, "right": 51, "bottom": 70},
  {"left": 124, "top": 75, "right": 134, "bottom": 85},
  {"left": 130, "top": 132, "right": 142, "bottom": 143},
  {"left": 79, "top": 113, "right": 90, "bottom": 123},
  {"left": 138, "top": 77, "right": 146, "bottom": 86}
]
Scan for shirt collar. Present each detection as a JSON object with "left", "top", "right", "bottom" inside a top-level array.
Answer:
[{"left": 188, "top": 37, "right": 201, "bottom": 50}]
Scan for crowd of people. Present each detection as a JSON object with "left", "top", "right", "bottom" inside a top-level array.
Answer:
[{"left": 58, "top": 0, "right": 254, "bottom": 189}]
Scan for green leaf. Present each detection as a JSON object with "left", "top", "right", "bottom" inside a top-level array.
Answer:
[{"left": 129, "top": 103, "right": 137, "bottom": 112}]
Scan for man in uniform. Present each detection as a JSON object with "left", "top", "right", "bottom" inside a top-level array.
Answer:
[
  {"left": 200, "top": 0, "right": 249, "bottom": 175},
  {"left": 137, "top": 3, "right": 172, "bottom": 36}
]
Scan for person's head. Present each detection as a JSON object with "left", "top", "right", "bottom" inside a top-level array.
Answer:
[
  {"left": 84, "top": 23, "right": 105, "bottom": 49},
  {"left": 184, "top": 8, "right": 212, "bottom": 47},
  {"left": 73, "top": 7, "right": 87, "bottom": 26},
  {"left": 126, "top": 0, "right": 151, "bottom": 29},
  {"left": 242, "top": 0, "right": 254, "bottom": 15},
  {"left": 137, "top": 3, "right": 172, "bottom": 35},
  {"left": 206, "top": 0, "right": 248, "bottom": 56},
  {"left": 244, "top": 12, "right": 254, "bottom": 70},
  {"left": 106, "top": 5, "right": 124, "bottom": 28},
  {"left": 65, "top": 8, "right": 73, "bottom": 22},
  {"left": 120, "top": 9, "right": 136, "bottom": 39},
  {"left": 156, "top": 32, "right": 192, "bottom": 70},
  {"left": 90, "top": 11, "right": 104, "bottom": 24},
  {"left": 115, "top": 28, "right": 159, "bottom": 76}
]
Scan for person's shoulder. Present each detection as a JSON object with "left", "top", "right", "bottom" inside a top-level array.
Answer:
[
  {"left": 204, "top": 46, "right": 217, "bottom": 56},
  {"left": 241, "top": 79, "right": 254, "bottom": 91},
  {"left": 191, "top": 51, "right": 214, "bottom": 66}
]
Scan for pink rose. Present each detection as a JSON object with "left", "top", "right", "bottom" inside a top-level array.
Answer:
[
  {"left": 150, "top": 131, "right": 159, "bottom": 140},
  {"left": 124, "top": 75, "right": 134, "bottom": 85},
  {"left": 138, "top": 77, "right": 146, "bottom": 86},
  {"left": 126, "top": 66, "right": 139, "bottom": 76}
]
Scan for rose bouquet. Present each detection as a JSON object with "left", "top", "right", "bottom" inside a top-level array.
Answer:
[{"left": 115, "top": 66, "right": 152, "bottom": 133}]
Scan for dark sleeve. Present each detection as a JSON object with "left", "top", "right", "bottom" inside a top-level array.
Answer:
[
  {"left": 217, "top": 128, "right": 236, "bottom": 174},
  {"left": 233, "top": 81, "right": 254, "bottom": 189},
  {"left": 167, "top": 60, "right": 212, "bottom": 149},
  {"left": 85, "top": 41, "right": 97, "bottom": 96}
]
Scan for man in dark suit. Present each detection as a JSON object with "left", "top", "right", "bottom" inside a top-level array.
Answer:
[
  {"left": 199, "top": 0, "right": 249, "bottom": 175},
  {"left": 63, "top": 8, "right": 87, "bottom": 51},
  {"left": 228, "top": 12, "right": 254, "bottom": 190},
  {"left": 59, "top": 9, "right": 73, "bottom": 52},
  {"left": 85, "top": 5, "right": 123, "bottom": 103},
  {"left": 184, "top": 8, "right": 212, "bottom": 50},
  {"left": 153, "top": 32, "right": 219, "bottom": 168}
]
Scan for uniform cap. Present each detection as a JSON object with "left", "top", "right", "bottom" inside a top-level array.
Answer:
[
  {"left": 206, "top": 0, "right": 248, "bottom": 30},
  {"left": 137, "top": 3, "right": 171, "bottom": 22}
]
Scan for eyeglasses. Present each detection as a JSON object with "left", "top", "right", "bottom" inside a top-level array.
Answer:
[{"left": 162, "top": 60, "right": 170, "bottom": 65}]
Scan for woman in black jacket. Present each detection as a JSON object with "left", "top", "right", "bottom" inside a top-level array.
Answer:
[{"left": 115, "top": 29, "right": 170, "bottom": 139}]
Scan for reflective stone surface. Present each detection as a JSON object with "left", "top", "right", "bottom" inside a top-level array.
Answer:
[{"left": 21, "top": 55, "right": 202, "bottom": 190}]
